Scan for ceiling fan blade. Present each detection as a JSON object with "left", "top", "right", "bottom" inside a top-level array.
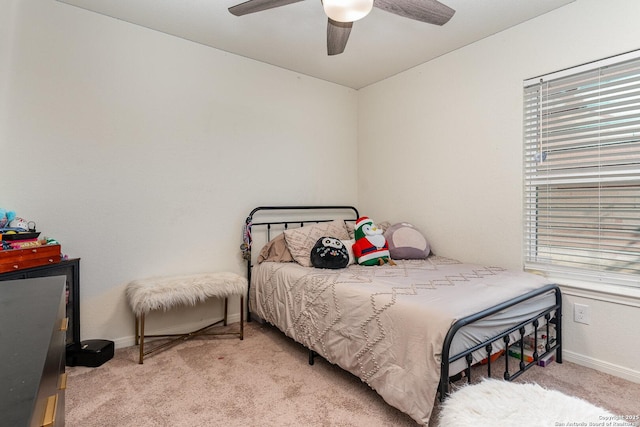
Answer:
[
  {"left": 229, "top": 0, "right": 303, "bottom": 16},
  {"left": 374, "top": 0, "right": 455, "bottom": 25},
  {"left": 327, "top": 19, "right": 353, "bottom": 56}
]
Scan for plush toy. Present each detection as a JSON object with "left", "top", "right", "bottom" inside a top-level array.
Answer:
[
  {"left": 384, "top": 222, "right": 430, "bottom": 260},
  {"left": 310, "top": 236, "right": 349, "bottom": 269},
  {"left": 9, "top": 217, "right": 30, "bottom": 231},
  {"left": 352, "top": 217, "right": 396, "bottom": 266},
  {"left": 0, "top": 209, "right": 16, "bottom": 228}
]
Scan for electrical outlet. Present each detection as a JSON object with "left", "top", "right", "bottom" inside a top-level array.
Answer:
[{"left": 574, "top": 303, "right": 591, "bottom": 325}]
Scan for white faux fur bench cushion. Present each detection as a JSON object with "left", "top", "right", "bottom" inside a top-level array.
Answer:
[{"left": 126, "top": 272, "right": 247, "bottom": 316}]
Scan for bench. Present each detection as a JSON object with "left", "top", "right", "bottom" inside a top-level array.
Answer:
[{"left": 126, "top": 272, "right": 247, "bottom": 364}]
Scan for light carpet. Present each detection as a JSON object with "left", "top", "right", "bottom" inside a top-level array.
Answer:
[{"left": 66, "top": 322, "right": 640, "bottom": 426}]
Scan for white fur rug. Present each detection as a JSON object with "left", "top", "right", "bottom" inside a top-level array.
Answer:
[
  {"left": 126, "top": 272, "right": 247, "bottom": 315},
  {"left": 439, "top": 379, "right": 615, "bottom": 427}
]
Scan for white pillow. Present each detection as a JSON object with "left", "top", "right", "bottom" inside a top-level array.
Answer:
[{"left": 340, "top": 239, "right": 356, "bottom": 265}]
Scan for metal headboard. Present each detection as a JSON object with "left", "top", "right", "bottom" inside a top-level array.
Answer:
[{"left": 242, "top": 205, "right": 360, "bottom": 321}]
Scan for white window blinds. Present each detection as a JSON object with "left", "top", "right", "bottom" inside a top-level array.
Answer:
[{"left": 523, "top": 52, "right": 640, "bottom": 288}]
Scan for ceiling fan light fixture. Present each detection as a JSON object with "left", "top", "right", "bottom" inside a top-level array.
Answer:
[{"left": 323, "top": 0, "right": 373, "bottom": 22}]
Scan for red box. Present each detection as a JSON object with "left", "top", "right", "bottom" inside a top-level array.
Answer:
[{"left": 0, "top": 244, "right": 61, "bottom": 273}]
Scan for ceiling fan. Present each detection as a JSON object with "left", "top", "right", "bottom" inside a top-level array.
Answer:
[{"left": 228, "top": 0, "right": 455, "bottom": 56}]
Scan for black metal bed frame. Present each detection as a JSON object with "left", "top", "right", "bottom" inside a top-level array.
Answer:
[
  {"left": 243, "top": 205, "right": 563, "bottom": 401},
  {"left": 242, "top": 205, "right": 360, "bottom": 322}
]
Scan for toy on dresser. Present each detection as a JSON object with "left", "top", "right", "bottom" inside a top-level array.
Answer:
[
  {"left": 0, "top": 209, "right": 16, "bottom": 229},
  {"left": 0, "top": 209, "right": 41, "bottom": 250}
]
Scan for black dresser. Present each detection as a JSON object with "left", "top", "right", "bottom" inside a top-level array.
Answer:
[
  {"left": 0, "top": 259, "right": 80, "bottom": 356},
  {"left": 0, "top": 276, "right": 67, "bottom": 426}
]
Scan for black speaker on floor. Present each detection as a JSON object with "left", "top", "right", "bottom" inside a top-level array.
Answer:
[{"left": 66, "top": 339, "right": 114, "bottom": 367}]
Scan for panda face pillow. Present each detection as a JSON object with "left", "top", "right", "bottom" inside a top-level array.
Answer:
[{"left": 310, "top": 236, "right": 350, "bottom": 269}]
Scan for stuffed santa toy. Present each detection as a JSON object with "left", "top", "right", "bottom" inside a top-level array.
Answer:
[{"left": 352, "top": 217, "right": 396, "bottom": 266}]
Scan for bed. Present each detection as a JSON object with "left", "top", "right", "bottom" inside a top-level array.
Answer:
[{"left": 242, "top": 206, "right": 562, "bottom": 425}]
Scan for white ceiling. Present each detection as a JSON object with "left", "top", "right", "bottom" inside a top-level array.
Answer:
[{"left": 56, "top": 0, "right": 575, "bottom": 89}]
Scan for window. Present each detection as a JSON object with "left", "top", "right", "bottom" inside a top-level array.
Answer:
[{"left": 523, "top": 52, "right": 640, "bottom": 288}]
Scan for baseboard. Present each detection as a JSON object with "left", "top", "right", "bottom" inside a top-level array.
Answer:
[
  {"left": 562, "top": 349, "right": 640, "bottom": 384},
  {"left": 111, "top": 312, "right": 243, "bottom": 349}
]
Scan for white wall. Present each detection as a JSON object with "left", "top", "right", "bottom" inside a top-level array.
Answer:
[
  {"left": 1, "top": 0, "right": 358, "bottom": 347},
  {"left": 358, "top": 0, "right": 640, "bottom": 382}
]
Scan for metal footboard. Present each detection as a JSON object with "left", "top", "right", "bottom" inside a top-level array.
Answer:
[{"left": 438, "top": 283, "right": 563, "bottom": 400}]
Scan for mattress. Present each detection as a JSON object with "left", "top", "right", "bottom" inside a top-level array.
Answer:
[{"left": 250, "top": 256, "right": 555, "bottom": 425}]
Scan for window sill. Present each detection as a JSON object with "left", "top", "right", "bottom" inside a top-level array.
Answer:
[{"left": 545, "top": 275, "right": 640, "bottom": 308}]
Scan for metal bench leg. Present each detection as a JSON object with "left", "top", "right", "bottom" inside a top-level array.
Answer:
[
  {"left": 224, "top": 297, "right": 228, "bottom": 326},
  {"left": 240, "top": 296, "right": 244, "bottom": 340},
  {"left": 138, "top": 313, "right": 145, "bottom": 364},
  {"left": 135, "top": 316, "right": 140, "bottom": 345}
]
